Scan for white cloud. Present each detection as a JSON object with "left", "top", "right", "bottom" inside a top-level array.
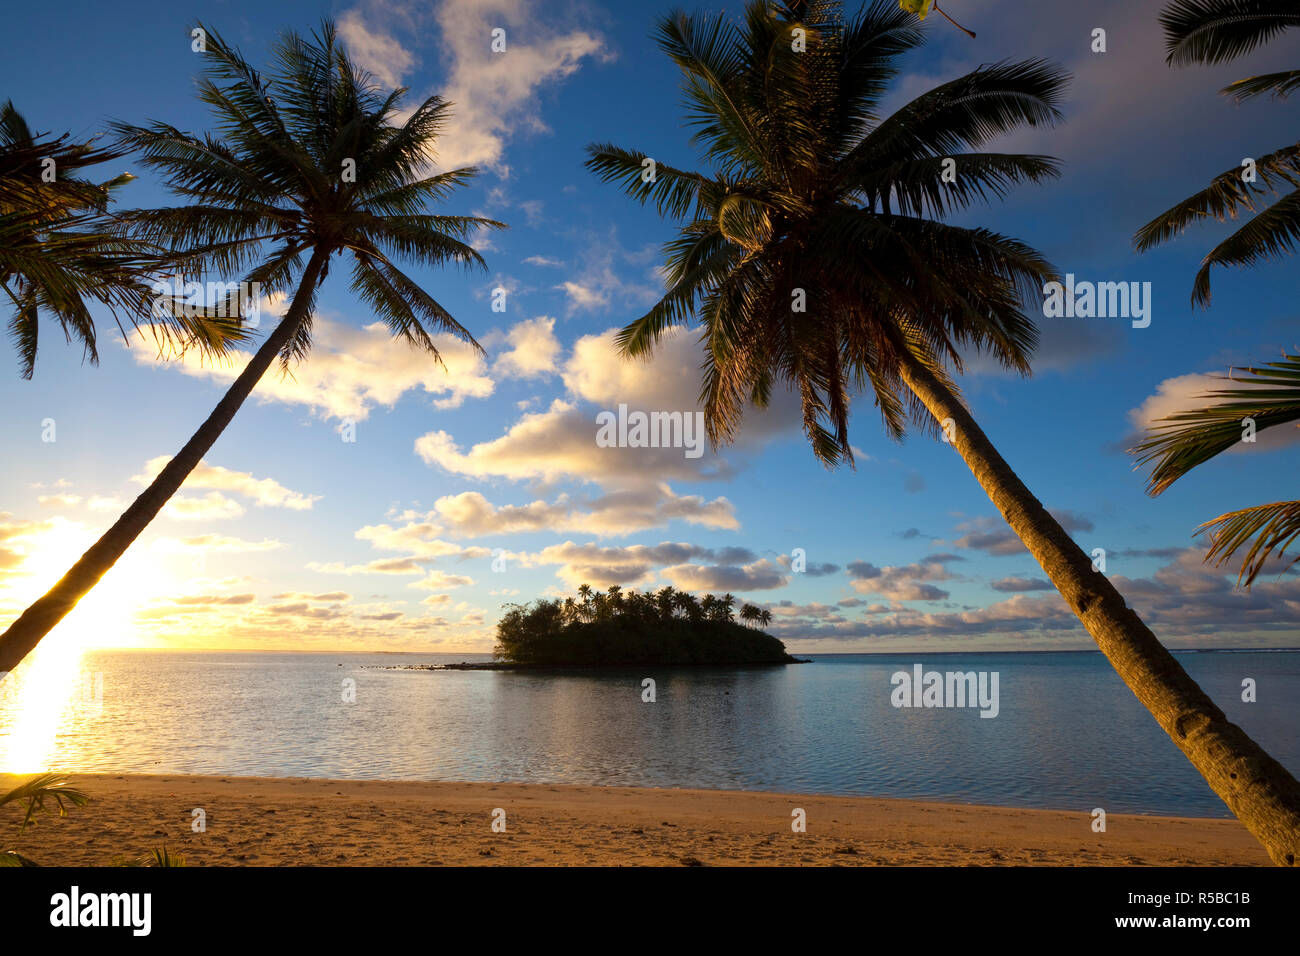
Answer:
[
  {"left": 563, "top": 326, "right": 801, "bottom": 446},
  {"left": 553, "top": 231, "right": 661, "bottom": 316},
  {"left": 409, "top": 570, "right": 475, "bottom": 590},
  {"left": 518, "top": 540, "right": 759, "bottom": 589},
  {"left": 415, "top": 398, "right": 730, "bottom": 488},
  {"left": 338, "top": 8, "right": 417, "bottom": 88},
  {"left": 128, "top": 317, "right": 493, "bottom": 421},
  {"left": 270, "top": 591, "right": 353, "bottom": 602},
  {"left": 163, "top": 492, "right": 246, "bottom": 521},
  {"left": 660, "top": 558, "right": 788, "bottom": 593},
  {"left": 339, "top": 0, "right": 609, "bottom": 177},
  {"left": 308, "top": 557, "right": 429, "bottom": 575},
  {"left": 37, "top": 494, "right": 81, "bottom": 509},
  {"left": 0, "top": 512, "right": 62, "bottom": 573},
  {"left": 563, "top": 327, "right": 703, "bottom": 414},
  {"left": 518, "top": 199, "right": 544, "bottom": 225},
  {"left": 414, "top": 325, "right": 800, "bottom": 492},
  {"left": 426, "top": 484, "right": 737, "bottom": 537},
  {"left": 1129, "top": 370, "right": 1300, "bottom": 454},
  {"left": 430, "top": 0, "right": 609, "bottom": 173},
  {"left": 556, "top": 280, "right": 610, "bottom": 311},
  {"left": 846, "top": 555, "right": 961, "bottom": 603},
  {"left": 352, "top": 520, "right": 489, "bottom": 560},
  {"left": 522, "top": 540, "right": 708, "bottom": 588},
  {"left": 152, "top": 535, "right": 286, "bottom": 554},
  {"left": 492, "top": 315, "right": 561, "bottom": 379},
  {"left": 135, "top": 458, "right": 319, "bottom": 511}
]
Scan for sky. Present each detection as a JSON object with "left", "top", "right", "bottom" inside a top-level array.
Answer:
[{"left": 0, "top": 0, "right": 1298, "bottom": 655}]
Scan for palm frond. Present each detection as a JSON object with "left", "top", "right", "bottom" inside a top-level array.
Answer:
[
  {"left": 1161, "top": 0, "right": 1300, "bottom": 65},
  {"left": 150, "top": 846, "right": 188, "bottom": 867},
  {"left": 584, "top": 144, "right": 716, "bottom": 219},
  {"left": 1134, "top": 142, "right": 1300, "bottom": 255},
  {"left": 1191, "top": 187, "right": 1300, "bottom": 303},
  {"left": 0, "top": 850, "right": 41, "bottom": 866},
  {"left": 1133, "top": 353, "right": 1300, "bottom": 494},
  {"left": 1223, "top": 68, "right": 1300, "bottom": 101},
  {"left": 844, "top": 152, "right": 1062, "bottom": 218},
  {"left": 1199, "top": 499, "right": 1300, "bottom": 586},
  {"left": 654, "top": 9, "right": 770, "bottom": 176},
  {"left": 853, "top": 59, "right": 1068, "bottom": 170},
  {"left": 1, "top": 772, "right": 89, "bottom": 833}
]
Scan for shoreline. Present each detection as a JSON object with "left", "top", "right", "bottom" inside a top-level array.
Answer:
[{"left": 2, "top": 774, "right": 1270, "bottom": 866}]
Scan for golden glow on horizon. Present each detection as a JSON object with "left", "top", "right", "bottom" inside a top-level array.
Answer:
[{"left": 0, "top": 522, "right": 176, "bottom": 772}]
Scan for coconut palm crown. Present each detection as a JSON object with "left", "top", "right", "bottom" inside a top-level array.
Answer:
[
  {"left": 587, "top": 0, "right": 1063, "bottom": 464},
  {"left": 0, "top": 19, "right": 502, "bottom": 677}
]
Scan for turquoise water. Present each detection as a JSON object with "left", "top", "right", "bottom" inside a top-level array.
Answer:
[{"left": 2, "top": 649, "right": 1297, "bottom": 817}]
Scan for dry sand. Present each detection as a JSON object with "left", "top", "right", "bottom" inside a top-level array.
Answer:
[{"left": 2, "top": 774, "right": 1270, "bottom": 866}]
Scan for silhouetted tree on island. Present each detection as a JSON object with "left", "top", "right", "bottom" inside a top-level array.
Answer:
[{"left": 493, "top": 585, "right": 791, "bottom": 666}]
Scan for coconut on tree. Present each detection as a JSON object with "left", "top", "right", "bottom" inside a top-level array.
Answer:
[{"left": 585, "top": 0, "right": 1300, "bottom": 863}]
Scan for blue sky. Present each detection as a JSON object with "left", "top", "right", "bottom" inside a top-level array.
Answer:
[{"left": 1, "top": 0, "right": 1298, "bottom": 653}]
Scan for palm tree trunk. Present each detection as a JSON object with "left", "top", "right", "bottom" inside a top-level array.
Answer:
[
  {"left": 0, "top": 248, "right": 329, "bottom": 676},
  {"left": 896, "top": 350, "right": 1300, "bottom": 866}
]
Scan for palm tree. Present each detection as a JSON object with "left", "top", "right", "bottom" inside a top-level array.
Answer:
[
  {"left": 0, "top": 21, "right": 502, "bottom": 676},
  {"left": 586, "top": 0, "right": 1300, "bottom": 864},
  {"left": 0, "top": 101, "right": 240, "bottom": 379},
  {"left": 674, "top": 591, "right": 702, "bottom": 623},
  {"left": 739, "top": 603, "right": 761, "bottom": 626},
  {"left": 1134, "top": 1, "right": 1300, "bottom": 304},
  {"left": 655, "top": 585, "right": 677, "bottom": 619},
  {"left": 758, "top": 608, "right": 773, "bottom": 628}
]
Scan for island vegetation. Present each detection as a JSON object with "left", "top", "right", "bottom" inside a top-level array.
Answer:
[{"left": 491, "top": 585, "right": 799, "bottom": 666}]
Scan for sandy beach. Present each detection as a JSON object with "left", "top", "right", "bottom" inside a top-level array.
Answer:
[{"left": 1, "top": 774, "right": 1270, "bottom": 866}]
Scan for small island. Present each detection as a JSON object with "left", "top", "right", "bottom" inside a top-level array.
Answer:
[{"left": 451, "top": 585, "right": 803, "bottom": 668}]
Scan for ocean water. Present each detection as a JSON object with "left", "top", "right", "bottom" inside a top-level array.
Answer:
[{"left": 2, "top": 649, "right": 1297, "bottom": 817}]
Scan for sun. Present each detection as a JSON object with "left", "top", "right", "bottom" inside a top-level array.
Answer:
[{"left": 0, "top": 519, "right": 177, "bottom": 772}]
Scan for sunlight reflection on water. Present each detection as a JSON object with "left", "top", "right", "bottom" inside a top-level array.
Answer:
[{"left": 1, "top": 649, "right": 1296, "bottom": 817}]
